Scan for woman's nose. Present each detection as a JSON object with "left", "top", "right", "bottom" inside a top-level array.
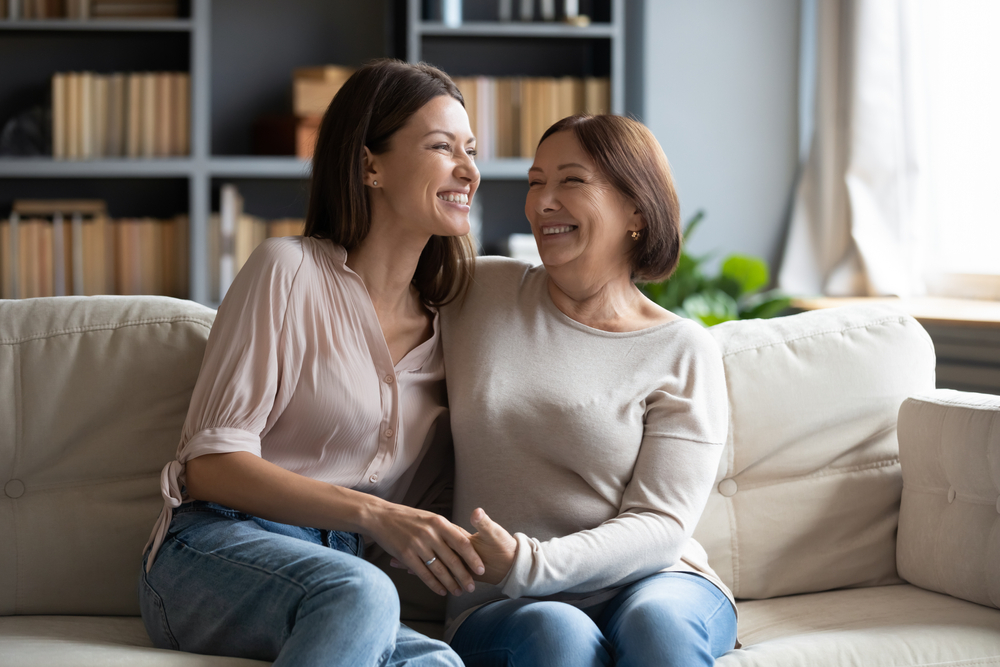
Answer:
[{"left": 455, "top": 151, "right": 479, "bottom": 182}]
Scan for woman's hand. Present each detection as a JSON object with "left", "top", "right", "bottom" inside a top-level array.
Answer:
[
  {"left": 468, "top": 508, "right": 517, "bottom": 585},
  {"left": 369, "top": 501, "right": 485, "bottom": 598}
]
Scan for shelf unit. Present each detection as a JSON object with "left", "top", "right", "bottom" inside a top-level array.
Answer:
[
  {"left": 405, "top": 0, "right": 624, "bottom": 251},
  {"left": 0, "top": 0, "right": 387, "bottom": 306}
]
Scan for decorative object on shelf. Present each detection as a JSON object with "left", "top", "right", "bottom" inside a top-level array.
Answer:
[
  {"left": 0, "top": 198, "right": 188, "bottom": 299},
  {"left": 498, "top": 0, "right": 512, "bottom": 21},
  {"left": 442, "top": 0, "right": 461, "bottom": 27},
  {"left": 50, "top": 71, "right": 190, "bottom": 159},
  {"left": 563, "top": 0, "right": 589, "bottom": 27},
  {"left": 453, "top": 75, "right": 609, "bottom": 161},
  {"left": 0, "top": 104, "right": 49, "bottom": 156},
  {"left": 641, "top": 211, "right": 792, "bottom": 327}
]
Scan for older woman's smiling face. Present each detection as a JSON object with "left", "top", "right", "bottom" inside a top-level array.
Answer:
[{"left": 525, "top": 131, "right": 642, "bottom": 286}]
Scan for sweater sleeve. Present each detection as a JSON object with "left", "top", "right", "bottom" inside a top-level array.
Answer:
[
  {"left": 501, "top": 324, "right": 729, "bottom": 599},
  {"left": 176, "top": 238, "right": 305, "bottom": 464}
]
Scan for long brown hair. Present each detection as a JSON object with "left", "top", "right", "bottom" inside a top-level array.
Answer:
[
  {"left": 305, "top": 59, "right": 476, "bottom": 305},
  {"left": 539, "top": 115, "right": 682, "bottom": 282}
]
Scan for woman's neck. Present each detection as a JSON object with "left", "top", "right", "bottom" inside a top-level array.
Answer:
[
  {"left": 345, "top": 223, "right": 428, "bottom": 319},
  {"left": 546, "top": 268, "right": 645, "bottom": 332}
]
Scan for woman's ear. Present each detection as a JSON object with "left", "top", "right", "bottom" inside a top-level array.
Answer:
[
  {"left": 362, "top": 146, "right": 379, "bottom": 187},
  {"left": 630, "top": 207, "right": 646, "bottom": 232}
]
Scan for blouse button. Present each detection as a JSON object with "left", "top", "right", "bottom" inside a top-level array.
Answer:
[
  {"left": 384, "top": 375, "right": 394, "bottom": 384},
  {"left": 384, "top": 428, "right": 394, "bottom": 438},
  {"left": 369, "top": 473, "right": 379, "bottom": 483}
]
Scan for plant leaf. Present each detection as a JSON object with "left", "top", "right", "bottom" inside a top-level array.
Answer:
[
  {"left": 682, "top": 290, "right": 739, "bottom": 327},
  {"left": 739, "top": 289, "right": 792, "bottom": 320},
  {"left": 721, "top": 255, "right": 769, "bottom": 296}
]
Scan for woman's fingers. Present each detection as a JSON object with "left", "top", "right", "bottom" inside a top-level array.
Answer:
[{"left": 442, "top": 522, "right": 486, "bottom": 576}]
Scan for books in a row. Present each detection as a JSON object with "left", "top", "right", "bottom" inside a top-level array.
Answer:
[
  {"left": 52, "top": 72, "right": 190, "bottom": 160},
  {"left": 452, "top": 76, "right": 610, "bottom": 161},
  {"left": 0, "top": 200, "right": 188, "bottom": 299},
  {"left": 3, "top": 0, "right": 179, "bottom": 19},
  {"left": 209, "top": 184, "right": 305, "bottom": 302}
]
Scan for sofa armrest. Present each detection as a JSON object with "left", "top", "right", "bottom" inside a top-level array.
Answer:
[{"left": 896, "top": 389, "right": 1000, "bottom": 609}]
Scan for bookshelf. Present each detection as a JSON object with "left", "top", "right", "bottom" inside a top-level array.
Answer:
[
  {"left": 405, "top": 0, "right": 625, "bottom": 251},
  {"left": 1, "top": 0, "right": 628, "bottom": 303},
  {"left": 0, "top": 0, "right": 384, "bottom": 306}
]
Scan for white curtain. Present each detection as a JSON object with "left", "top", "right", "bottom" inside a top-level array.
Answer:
[{"left": 779, "top": 0, "right": 927, "bottom": 297}]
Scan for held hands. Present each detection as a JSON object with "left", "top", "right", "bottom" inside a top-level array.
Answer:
[
  {"left": 389, "top": 507, "right": 518, "bottom": 589},
  {"left": 467, "top": 508, "right": 517, "bottom": 585},
  {"left": 370, "top": 502, "right": 485, "bottom": 598}
]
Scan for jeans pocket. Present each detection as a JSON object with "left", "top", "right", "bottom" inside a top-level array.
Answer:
[
  {"left": 139, "top": 559, "right": 180, "bottom": 651},
  {"left": 331, "top": 530, "right": 365, "bottom": 558}
]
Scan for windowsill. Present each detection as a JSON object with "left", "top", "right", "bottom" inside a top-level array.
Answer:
[{"left": 791, "top": 296, "right": 1000, "bottom": 329}]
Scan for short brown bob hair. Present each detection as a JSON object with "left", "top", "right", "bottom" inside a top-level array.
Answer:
[
  {"left": 538, "top": 115, "right": 681, "bottom": 283},
  {"left": 304, "top": 59, "right": 476, "bottom": 305}
]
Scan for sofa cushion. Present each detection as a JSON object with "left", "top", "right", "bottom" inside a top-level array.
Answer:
[
  {"left": 0, "top": 616, "right": 267, "bottom": 666},
  {"left": 0, "top": 296, "right": 215, "bottom": 616},
  {"left": 897, "top": 390, "right": 1000, "bottom": 609},
  {"left": 696, "top": 306, "right": 936, "bottom": 599},
  {"left": 718, "top": 584, "right": 1000, "bottom": 666}
]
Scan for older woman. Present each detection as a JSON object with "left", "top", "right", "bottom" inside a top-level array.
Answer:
[{"left": 440, "top": 115, "right": 738, "bottom": 666}]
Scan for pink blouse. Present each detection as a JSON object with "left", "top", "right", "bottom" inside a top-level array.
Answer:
[{"left": 144, "top": 236, "right": 447, "bottom": 571}]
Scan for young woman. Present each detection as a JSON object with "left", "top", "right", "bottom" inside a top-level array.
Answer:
[
  {"left": 139, "top": 60, "right": 483, "bottom": 667},
  {"left": 435, "top": 115, "right": 739, "bottom": 666}
]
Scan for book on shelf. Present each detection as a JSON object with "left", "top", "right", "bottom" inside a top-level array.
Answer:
[
  {"left": 208, "top": 185, "right": 305, "bottom": 302},
  {"left": 6, "top": 0, "right": 179, "bottom": 19},
  {"left": 51, "top": 71, "right": 190, "bottom": 160},
  {"left": 1, "top": 199, "right": 188, "bottom": 299},
  {"left": 291, "top": 65, "right": 354, "bottom": 159},
  {"left": 452, "top": 76, "right": 610, "bottom": 161}
]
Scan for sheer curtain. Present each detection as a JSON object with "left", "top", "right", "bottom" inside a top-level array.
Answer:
[{"left": 779, "top": 0, "right": 928, "bottom": 297}]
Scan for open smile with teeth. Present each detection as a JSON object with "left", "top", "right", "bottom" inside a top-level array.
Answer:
[
  {"left": 438, "top": 193, "right": 469, "bottom": 205},
  {"left": 542, "top": 225, "right": 577, "bottom": 235}
]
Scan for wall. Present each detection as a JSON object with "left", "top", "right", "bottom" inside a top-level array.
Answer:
[{"left": 636, "top": 0, "right": 800, "bottom": 274}]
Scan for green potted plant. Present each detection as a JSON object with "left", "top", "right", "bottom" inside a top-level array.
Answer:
[{"left": 641, "top": 211, "right": 791, "bottom": 326}]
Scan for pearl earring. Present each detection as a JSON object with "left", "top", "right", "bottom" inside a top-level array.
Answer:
[{"left": 373, "top": 180, "right": 378, "bottom": 186}]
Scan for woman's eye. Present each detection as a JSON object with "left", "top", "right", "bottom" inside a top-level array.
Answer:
[
  {"left": 563, "top": 177, "right": 584, "bottom": 184},
  {"left": 467, "top": 148, "right": 477, "bottom": 158},
  {"left": 528, "top": 180, "right": 543, "bottom": 187},
  {"left": 432, "top": 143, "right": 450, "bottom": 151}
]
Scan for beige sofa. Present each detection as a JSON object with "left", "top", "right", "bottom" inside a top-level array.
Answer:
[{"left": 1, "top": 295, "right": 998, "bottom": 666}]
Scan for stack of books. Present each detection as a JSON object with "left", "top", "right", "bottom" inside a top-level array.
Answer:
[
  {"left": 2, "top": 0, "right": 179, "bottom": 19},
  {"left": 292, "top": 65, "right": 354, "bottom": 159},
  {"left": 210, "top": 184, "right": 305, "bottom": 301},
  {"left": 0, "top": 199, "right": 188, "bottom": 299},
  {"left": 452, "top": 76, "right": 610, "bottom": 160},
  {"left": 51, "top": 72, "right": 190, "bottom": 159}
]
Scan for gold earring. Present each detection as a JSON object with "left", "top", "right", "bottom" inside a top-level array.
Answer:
[{"left": 631, "top": 230, "right": 640, "bottom": 240}]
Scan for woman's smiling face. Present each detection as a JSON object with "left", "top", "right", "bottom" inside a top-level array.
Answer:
[
  {"left": 525, "top": 130, "right": 641, "bottom": 281},
  {"left": 367, "top": 95, "right": 480, "bottom": 240}
]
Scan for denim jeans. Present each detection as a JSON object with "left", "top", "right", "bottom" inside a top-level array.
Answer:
[
  {"left": 450, "top": 572, "right": 737, "bottom": 667},
  {"left": 139, "top": 501, "right": 462, "bottom": 667}
]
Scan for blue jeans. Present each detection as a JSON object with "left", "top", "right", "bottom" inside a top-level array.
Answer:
[
  {"left": 450, "top": 572, "right": 737, "bottom": 667},
  {"left": 139, "top": 501, "right": 462, "bottom": 667}
]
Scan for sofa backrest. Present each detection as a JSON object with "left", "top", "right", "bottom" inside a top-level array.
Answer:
[
  {"left": 0, "top": 296, "right": 215, "bottom": 616},
  {"left": 695, "top": 305, "right": 936, "bottom": 599}
]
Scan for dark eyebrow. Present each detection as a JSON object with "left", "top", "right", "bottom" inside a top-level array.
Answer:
[
  {"left": 527, "top": 163, "right": 589, "bottom": 175},
  {"left": 424, "top": 130, "right": 476, "bottom": 145}
]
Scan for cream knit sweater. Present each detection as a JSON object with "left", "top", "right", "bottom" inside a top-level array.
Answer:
[{"left": 441, "top": 257, "right": 735, "bottom": 637}]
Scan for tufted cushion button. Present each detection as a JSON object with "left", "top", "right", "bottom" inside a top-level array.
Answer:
[
  {"left": 4, "top": 480, "right": 25, "bottom": 499},
  {"left": 947, "top": 487, "right": 956, "bottom": 504},
  {"left": 718, "top": 479, "right": 738, "bottom": 497}
]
